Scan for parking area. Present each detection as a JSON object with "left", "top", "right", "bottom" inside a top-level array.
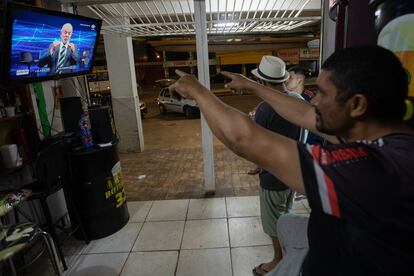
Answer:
[{"left": 120, "top": 86, "right": 263, "bottom": 201}]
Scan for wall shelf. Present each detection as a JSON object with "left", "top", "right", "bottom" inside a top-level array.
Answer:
[{"left": 0, "top": 113, "right": 25, "bottom": 123}]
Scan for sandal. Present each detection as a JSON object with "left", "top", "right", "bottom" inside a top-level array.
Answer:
[
  {"left": 248, "top": 168, "right": 260, "bottom": 175},
  {"left": 252, "top": 263, "right": 269, "bottom": 276}
]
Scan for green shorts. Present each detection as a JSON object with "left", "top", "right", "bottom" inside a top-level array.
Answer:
[{"left": 259, "top": 186, "right": 294, "bottom": 237}]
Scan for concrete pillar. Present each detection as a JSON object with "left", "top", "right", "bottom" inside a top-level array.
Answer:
[
  {"left": 163, "top": 50, "right": 169, "bottom": 78},
  {"left": 194, "top": 0, "right": 215, "bottom": 192},
  {"left": 104, "top": 34, "right": 144, "bottom": 152}
]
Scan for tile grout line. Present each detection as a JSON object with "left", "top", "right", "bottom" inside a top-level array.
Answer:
[
  {"left": 143, "top": 215, "right": 259, "bottom": 223},
  {"left": 225, "top": 197, "right": 234, "bottom": 276},
  {"left": 80, "top": 201, "right": 154, "bottom": 275},
  {"left": 62, "top": 237, "right": 92, "bottom": 275},
  {"left": 67, "top": 198, "right": 263, "bottom": 276},
  {"left": 118, "top": 205, "right": 150, "bottom": 275},
  {"left": 143, "top": 201, "right": 155, "bottom": 222},
  {"left": 165, "top": 243, "right": 273, "bottom": 252},
  {"left": 174, "top": 199, "right": 190, "bottom": 276}
]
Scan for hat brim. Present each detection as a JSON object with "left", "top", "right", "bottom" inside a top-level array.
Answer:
[{"left": 251, "top": 69, "right": 290, "bottom": 83}]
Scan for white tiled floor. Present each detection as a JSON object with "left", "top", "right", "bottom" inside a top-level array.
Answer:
[
  {"left": 187, "top": 198, "right": 227, "bottom": 219},
  {"left": 231, "top": 246, "right": 274, "bottom": 276},
  {"left": 226, "top": 196, "right": 260, "bottom": 218},
  {"left": 176, "top": 248, "right": 232, "bottom": 276},
  {"left": 23, "top": 196, "right": 310, "bottom": 276},
  {"left": 228, "top": 217, "right": 271, "bottom": 247},
  {"left": 133, "top": 221, "right": 184, "bottom": 251},
  {"left": 146, "top": 199, "right": 188, "bottom": 221},
  {"left": 181, "top": 218, "right": 229, "bottom": 249}
]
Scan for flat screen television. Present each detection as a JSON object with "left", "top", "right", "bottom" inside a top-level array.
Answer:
[{"left": 2, "top": 3, "right": 102, "bottom": 86}]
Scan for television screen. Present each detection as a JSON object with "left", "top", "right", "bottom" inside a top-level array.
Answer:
[{"left": 2, "top": 3, "right": 102, "bottom": 85}]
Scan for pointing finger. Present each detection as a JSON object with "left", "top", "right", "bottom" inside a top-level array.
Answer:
[
  {"left": 220, "top": 71, "right": 235, "bottom": 79},
  {"left": 175, "top": 69, "right": 189, "bottom": 77}
]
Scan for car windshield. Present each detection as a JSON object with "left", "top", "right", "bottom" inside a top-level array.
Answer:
[
  {"left": 162, "top": 89, "right": 170, "bottom": 97},
  {"left": 172, "top": 91, "right": 181, "bottom": 100}
]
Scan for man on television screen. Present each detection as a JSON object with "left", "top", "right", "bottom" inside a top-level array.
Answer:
[{"left": 38, "top": 23, "right": 78, "bottom": 74}]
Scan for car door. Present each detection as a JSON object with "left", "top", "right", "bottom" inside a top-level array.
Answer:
[
  {"left": 160, "top": 88, "right": 173, "bottom": 112},
  {"left": 170, "top": 92, "right": 184, "bottom": 113},
  {"left": 162, "top": 88, "right": 182, "bottom": 112}
]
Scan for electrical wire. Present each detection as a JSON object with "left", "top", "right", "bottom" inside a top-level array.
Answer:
[
  {"left": 49, "top": 79, "right": 57, "bottom": 132},
  {"left": 75, "top": 76, "right": 119, "bottom": 141},
  {"left": 70, "top": 78, "right": 89, "bottom": 111},
  {"left": 75, "top": 76, "right": 91, "bottom": 106}
]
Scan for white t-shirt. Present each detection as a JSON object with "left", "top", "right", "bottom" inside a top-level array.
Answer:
[{"left": 286, "top": 91, "right": 308, "bottom": 144}]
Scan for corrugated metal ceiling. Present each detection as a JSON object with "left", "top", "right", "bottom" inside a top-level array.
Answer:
[{"left": 81, "top": 0, "right": 321, "bottom": 37}]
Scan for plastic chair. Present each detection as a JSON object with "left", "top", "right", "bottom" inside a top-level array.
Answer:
[
  {"left": 21, "top": 139, "right": 88, "bottom": 271},
  {"left": 0, "top": 190, "right": 62, "bottom": 276}
]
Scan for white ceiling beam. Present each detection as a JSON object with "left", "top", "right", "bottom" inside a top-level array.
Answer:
[{"left": 101, "top": 16, "right": 320, "bottom": 29}]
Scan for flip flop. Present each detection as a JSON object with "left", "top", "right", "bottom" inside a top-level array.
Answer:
[
  {"left": 247, "top": 168, "right": 260, "bottom": 175},
  {"left": 252, "top": 263, "right": 269, "bottom": 276}
]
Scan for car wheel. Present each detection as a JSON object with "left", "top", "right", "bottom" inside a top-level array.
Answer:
[
  {"left": 184, "top": 106, "right": 194, "bottom": 119},
  {"left": 159, "top": 104, "right": 167, "bottom": 114}
]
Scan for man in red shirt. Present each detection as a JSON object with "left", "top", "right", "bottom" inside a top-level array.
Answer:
[{"left": 169, "top": 45, "right": 414, "bottom": 275}]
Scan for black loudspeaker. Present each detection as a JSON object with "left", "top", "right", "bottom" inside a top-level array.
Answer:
[
  {"left": 88, "top": 107, "right": 114, "bottom": 144},
  {"left": 60, "top": 97, "right": 83, "bottom": 134}
]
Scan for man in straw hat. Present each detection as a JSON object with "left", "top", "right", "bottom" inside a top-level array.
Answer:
[
  {"left": 169, "top": 45, "right": 414, "bottom": 275},
  {"left": 248, "top": 55, "right": 308, "bottom": 275}
]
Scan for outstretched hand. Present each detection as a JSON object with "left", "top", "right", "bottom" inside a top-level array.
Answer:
[
  {"left": 221, "top": 71, "right": 255, "bottom": 92},
  {"left": 50, "top": 41, "right": 60, "bottom": 55},
  {"left": 169, "top": 70, "right": 207, "bottom": 100}
]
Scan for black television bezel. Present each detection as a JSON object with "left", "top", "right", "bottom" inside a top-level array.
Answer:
[{"left": 2, "top": 2, "right": 102, "bottom": 86}]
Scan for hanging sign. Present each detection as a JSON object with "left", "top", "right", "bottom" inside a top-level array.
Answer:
[
  {"left": 299, "top": 48, "right": 320, "bottom": 59},
  {"left": 277, "top": 48, "right": 300, "bottom": 64}
]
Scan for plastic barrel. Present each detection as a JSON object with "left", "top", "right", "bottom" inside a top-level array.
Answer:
[{"left": 69, "top": 143, "right": 129, "bottom": 240}]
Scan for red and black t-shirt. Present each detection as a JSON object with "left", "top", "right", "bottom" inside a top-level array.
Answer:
[{"left": 298, "top": 133, "right": 414, "bottom": 276}]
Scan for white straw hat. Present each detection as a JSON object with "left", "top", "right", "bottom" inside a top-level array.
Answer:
[{"left": 251, "top": 56, "right": 289, "bottom": 83}]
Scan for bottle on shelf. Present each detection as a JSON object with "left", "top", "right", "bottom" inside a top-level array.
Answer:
[{"left": 79, "top": 113, "right": 94, "bottom": 149}]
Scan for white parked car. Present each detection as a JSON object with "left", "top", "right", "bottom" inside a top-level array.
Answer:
[{"left": 158, "top": 87, "right": 199, "bottom": 119}]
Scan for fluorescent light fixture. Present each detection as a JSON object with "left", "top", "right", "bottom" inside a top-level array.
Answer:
[
  {"left": 226, "top": 38, "right": 242, "bottom": 42},
  {"left": 213, "top": 22, "right": 238, "bottom": 28}
]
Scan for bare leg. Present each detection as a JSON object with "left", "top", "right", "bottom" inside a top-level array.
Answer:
[
  {"left": 266, "top": 236, "right": 283, "bottom": 270},
  {"left": 255, "top": 236, "right": 282, "bottom": 275}
]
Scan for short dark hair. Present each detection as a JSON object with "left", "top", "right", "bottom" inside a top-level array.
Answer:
[
  {"left": 288, "top": 66, "right": 307, "bottom": 79},
  {"left": 322, "top": 45, "right": 408, "bottom": 123}
]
